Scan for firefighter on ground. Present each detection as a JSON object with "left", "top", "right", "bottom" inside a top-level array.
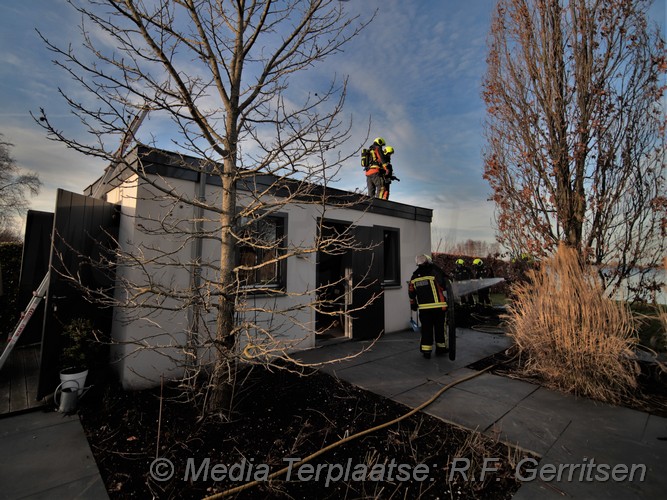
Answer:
[
  {"left": 472, "top": 258, "right": 493, "bottom": 306},
  {"left": 365, "top": 137, "right": 389, "bottom": 198},
  {"left": 453, "top": 258, "right": 474, "bottom": 306},
  {"left": 510, "top": 253, "right": 534, "bottom": 285},
  {"left": 378, "top": 145, "right": 399, "bottom": 200},
  {"left": 408, "top": 254, "right": 448, "bottom": 359}
]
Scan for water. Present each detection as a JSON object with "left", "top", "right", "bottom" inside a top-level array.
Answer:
[{"left": 611, "top": 269, "right": 667, "bottom": 305}]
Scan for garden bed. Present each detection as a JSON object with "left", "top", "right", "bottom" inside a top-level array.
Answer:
[{"left": 79, "top": 365, "right": 533, "bottom": 499}]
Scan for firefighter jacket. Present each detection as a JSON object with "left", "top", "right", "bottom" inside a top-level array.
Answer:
[
  {"left": 473, "top": 263, "right": 493, "bottom": 279},
  {"left": 453, "top": 263, "right": 472, "bottom": 281},
  {"left": 365, "top": 143, "right": 388, "bottom": 177},
  {"left": 409, "top": 263, "right": 448, "bottom": 311}
]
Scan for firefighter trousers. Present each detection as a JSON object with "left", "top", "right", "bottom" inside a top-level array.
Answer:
[{"left": 419, "top": 308, "right": 447, "bottom": 353}]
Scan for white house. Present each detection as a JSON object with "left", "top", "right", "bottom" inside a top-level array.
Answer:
[{"left": 85, "top": 145, "right": 433, "bottom": 389}]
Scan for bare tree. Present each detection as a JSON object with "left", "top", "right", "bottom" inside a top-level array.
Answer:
[
  {"left": 448, "top": 239, "right": 501, "bottom": 259},
  {"left": 0, "top": 136, "right": 41, "bottom": 234},
  {"left": 482, "top": 0, "right": 666, "bottom": 298},
  {"left": 36, "top": 0, "right": 376, "bottom": 416}
]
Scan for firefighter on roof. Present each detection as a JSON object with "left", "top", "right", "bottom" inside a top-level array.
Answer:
[
  {"left": 365, "top": 137, "right": 389, "bottom": 198},
  {"left": 378, "top": 145, "right": 399, "bottom": 200}
]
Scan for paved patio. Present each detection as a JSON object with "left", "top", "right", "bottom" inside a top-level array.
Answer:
[
  {"left": 0, "top": 327, "right": 664, "bottom": 498},
  {"left": 298, "top": 328, "right": 667, "bottom": 499}
]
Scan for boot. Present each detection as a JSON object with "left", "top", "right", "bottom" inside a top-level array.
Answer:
[{"left": 436, "top": 343, "right": 449, "bottom": 356}]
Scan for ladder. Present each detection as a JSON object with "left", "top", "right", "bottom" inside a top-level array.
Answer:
[
  {"left": 0, "top": 273, "right": 49, "bottom": 371},
  {"left": 91, "top": 106, "right": 150, "bottom": 198}
]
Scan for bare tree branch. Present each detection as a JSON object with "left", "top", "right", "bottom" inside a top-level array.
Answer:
[
  {"left": 35, "top": 0, "right": 377, "bottom": 418},
  {"left": 0, "top": 135, "right": 42, "bottom": 233}
]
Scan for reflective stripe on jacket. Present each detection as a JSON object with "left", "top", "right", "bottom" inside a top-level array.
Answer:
[{"left": 409, "top": 275, "right": 447, "bottom": 310}]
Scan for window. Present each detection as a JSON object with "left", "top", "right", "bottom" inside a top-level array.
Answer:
[
  {"left": 382, "top": 228, "right": 400, "bottom": 286},
  {"left": 237, "top": 214, "right": 286, "bottom": 290}
]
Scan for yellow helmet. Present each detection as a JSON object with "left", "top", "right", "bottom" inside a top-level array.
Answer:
[
  {"left": 473, "top": 258, "right": 483, "bottom": 266},
  {"left": 384, "top": 146, "right": 394, "bottom": 155},
  {"left": 374, "top": 137, "right": 386, "bottom": 146},
  {"left": 456, "top": 259, "right": 465, "bottom": 265}
]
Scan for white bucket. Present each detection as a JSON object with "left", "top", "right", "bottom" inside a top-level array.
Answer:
[{"left": 59, "top": 368, "right": 88, "bottom": 395}]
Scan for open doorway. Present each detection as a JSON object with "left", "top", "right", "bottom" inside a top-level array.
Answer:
[{"left": 315, "top": 221, "right": 351, "bottom": 341}]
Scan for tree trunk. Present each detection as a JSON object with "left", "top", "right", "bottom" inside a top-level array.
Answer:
[{"left": 208, "top": 154, "right": 238, "bottom": 417}]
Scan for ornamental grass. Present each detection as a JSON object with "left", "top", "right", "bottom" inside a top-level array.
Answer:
[{"left": 505, "top": 244, "right": 639, "bottom": 404}]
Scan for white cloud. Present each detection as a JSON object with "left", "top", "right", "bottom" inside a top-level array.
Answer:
[
  {"left": 4, "top": 126, "right": 106, "bottom": 212},
  {"left": 1, "top": 0, "right": 501, "bottom": 247}
]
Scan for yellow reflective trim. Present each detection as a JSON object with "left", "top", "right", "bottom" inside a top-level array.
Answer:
[
  {"left": 421, "top": 345, "right": 433, "bottom": 351},
  {"left": 411, "top": 276, "right": 431, "bottom": 284},
  {"left": 411, "top": 276, "right": 444, "bottom": 309},
  {"left": 418, "top": 302, "right": 447, "bottom": 310}
]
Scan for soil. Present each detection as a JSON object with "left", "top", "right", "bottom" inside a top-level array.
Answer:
[{"left": 79, "top": 363, "right": 533, "bottom": 499}]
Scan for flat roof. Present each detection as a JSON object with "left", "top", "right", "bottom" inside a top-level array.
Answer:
[{"left": 86, "top": 144, "right": 433, "bottom": 223}]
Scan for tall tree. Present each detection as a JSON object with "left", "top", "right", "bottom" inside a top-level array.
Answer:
[
  {"left": 0, "top": 136, "right": 41, "bottom": 235},
  {"left": 482, "top": 0, "right": 666, "bottom": 297},
  {"left": 36, "top": 0, "right": 372, "bottom": 415}
]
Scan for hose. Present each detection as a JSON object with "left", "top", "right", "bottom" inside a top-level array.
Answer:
[{"left": 202, "top": 363, "right": 497, "bottom": 500}]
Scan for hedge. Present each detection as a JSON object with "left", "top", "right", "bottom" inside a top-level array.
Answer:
[{"left": 0, "top": 242, "right": 23, "bottom": 340}]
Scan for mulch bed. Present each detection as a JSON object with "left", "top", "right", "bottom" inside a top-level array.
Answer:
[{"left": 79, "top": 364, "right": 532, "bottom": 499}]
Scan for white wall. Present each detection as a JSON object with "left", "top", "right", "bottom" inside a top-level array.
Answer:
[
  {"left": 386, "top": 216, "right": 431, "bottom": 334},
  {"left": 106, "top": 172, "right": 431, "bottom": 389},
  {"left": 106, "top": 175, "right": 197, "bottom": 388}
]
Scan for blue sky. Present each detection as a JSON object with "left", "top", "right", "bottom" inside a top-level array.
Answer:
[{"left": 1, "top": 1, "right": 664, "bottom": 249}]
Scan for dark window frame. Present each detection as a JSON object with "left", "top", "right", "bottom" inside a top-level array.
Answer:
[
  {"left": 236, "top": 212, "right": 288, "bottom": 292},
  {"left": 378, "top": 226, "right": 401, "bottom": 286}
]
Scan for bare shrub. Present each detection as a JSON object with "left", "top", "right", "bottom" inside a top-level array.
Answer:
[
  {"left": 446, "top": 429, "right": 525, "bottom": 497},
  {"left": 505, "top": 244, "right": 639, "bottom": 404}
]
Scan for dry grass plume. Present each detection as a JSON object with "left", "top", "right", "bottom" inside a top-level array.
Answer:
[{"left": 505, "top": 244, "right": 639, "bottom": 404}]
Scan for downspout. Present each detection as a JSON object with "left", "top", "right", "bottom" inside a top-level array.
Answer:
[{"left": 186, "top": 168, "right": 207, "bottom": 379}]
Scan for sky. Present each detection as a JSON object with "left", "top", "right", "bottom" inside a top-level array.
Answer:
[{"left": 1, "top": 0, "right": 665, "bottom": 250}]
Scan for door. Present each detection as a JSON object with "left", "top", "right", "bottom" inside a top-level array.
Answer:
[
  {"left": 315, "top": 221, "right": 349, "bottom": 339},
  {"left": 348, "top": 225, "right": 384, "bottom": 340}
]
